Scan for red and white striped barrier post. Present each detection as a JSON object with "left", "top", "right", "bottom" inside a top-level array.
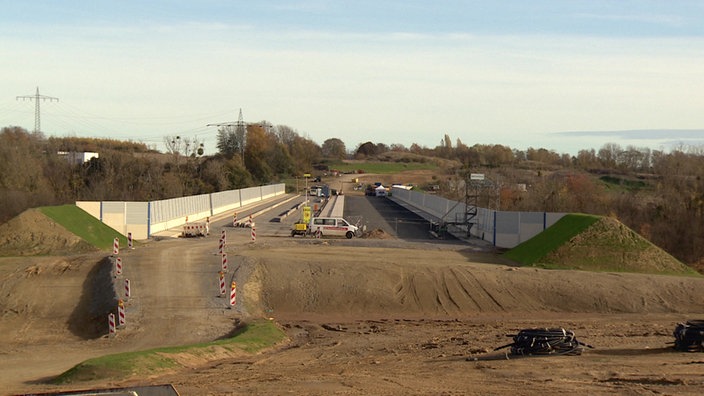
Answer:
[
  {"left": 219, "top": 238, "right": 225, "bottom": 255},
  {"left": 127, "top": 232, "right": 133, "bottom": 249},
  {"left": 248, "top": 215, "right": 253, "bottom": 227},
  {"left": 222, "top": 253, "right": 228, "bottom": 273},
  {"left": 315, "top": 227, "right": 322, "bottom": 239},
  {"left": 124, "top": 278, "right": 131, "bottom": 299},
  {"left": 114, "top": 257, "right": 122, "bottom": 277},
  {"left": 117, "top": 299, "right": 126, "bottom": 328},
  {"left": 113, "top": 237, "right": 119, "bottom": 255},
  {"left": 229, "top": 281, "right": 237, "bottom": 308},
  {"left": 233, "top": 211, "right": 237, "bottom": 227},
  {"left": 251, "top": 227, "right": 256, "bottom": 241},
  {"left": 221, "top": 229, "right": 226, "bottom": 243},
  {"left": 108, "top": 313, "right": 116, "bottom": 337},
  {"left": 219, "top": 271, "right": 226, "bottom": 296}
]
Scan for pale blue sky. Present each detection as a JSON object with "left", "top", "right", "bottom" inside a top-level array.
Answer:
[{"left": 2, "top": 1, "right": 704, "bottom": 155}]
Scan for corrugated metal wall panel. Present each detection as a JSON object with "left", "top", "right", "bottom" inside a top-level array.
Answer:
[
  {"left": 240, "top": 186, "right": 261, "bottom": 205},
  {"left": 125, "top": 202, "right": 148, "bottom": 224},
  {"left": 211, "top": 190, "right": 241, "bottom": 211},
  {"left": 390, "top": 188, "right": 566, "bottom": 248}
]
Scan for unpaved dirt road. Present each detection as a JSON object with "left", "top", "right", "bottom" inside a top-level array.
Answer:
[{"left": 2, "top": 191, "right": 704, "bottom": 395}]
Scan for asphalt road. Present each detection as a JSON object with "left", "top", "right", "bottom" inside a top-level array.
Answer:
[
  {"left": 203, "top": 193, "right": 463, "bottom": 243},
  {"left": 344, "top": 194, "right": 462, "bottom": 242},
  {"left": 205, "top": 194, "right": 307, "bottom": 238}
]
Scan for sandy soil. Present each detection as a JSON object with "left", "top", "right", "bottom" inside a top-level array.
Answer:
[
  {"left": 0, "top": 209, "right": 97, "bottom": 256},
  {"left": 1, "top": 188, "right": 704, "bottom": 395}
]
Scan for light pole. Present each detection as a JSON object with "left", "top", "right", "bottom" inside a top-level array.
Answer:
[{"left": 303, "top": 173, "right": 311, "bottom": 204}]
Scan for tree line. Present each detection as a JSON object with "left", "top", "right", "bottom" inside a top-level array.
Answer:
[
  {"left": 0, "top": 124, "right": 319, "bottom": 220},
  {"left": 335, "top": 133, "right": 704, "bottom": 267},
  {"left": 2, "top": 125, "right": 704, "bottom": 268},
  {"left": 396, "top": 134, "right": 704, "bottom": 268}
]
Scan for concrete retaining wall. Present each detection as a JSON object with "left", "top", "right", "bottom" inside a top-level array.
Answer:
[{"left": 77, "top": 183, "right": 285, "bottom": 240}]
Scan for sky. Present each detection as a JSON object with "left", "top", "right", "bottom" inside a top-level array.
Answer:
[{"left": 2, "top": 0, "right": 704, "bottom": 155}]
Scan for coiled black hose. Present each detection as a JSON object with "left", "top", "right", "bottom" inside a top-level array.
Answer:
[
  {"left": 494, "top": 328, "right": 593, "bottom": 356},
  {"left": 673, "top": 320, "right": 704, "bottom": 352}
]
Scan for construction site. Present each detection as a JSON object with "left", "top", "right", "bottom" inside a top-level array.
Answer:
[{"left": 1, "top": 173, "right": 704, "bottom": 395}]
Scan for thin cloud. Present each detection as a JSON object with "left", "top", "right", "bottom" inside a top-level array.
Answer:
[
  {"left": 554, "top": 130, "right": 704, "bottom": 140},
  {"left": 267, "top": 0, "right": 331, "bottom": 13},
  {"left": 574, "top": 12, "right": 686, "bottom": 28}
]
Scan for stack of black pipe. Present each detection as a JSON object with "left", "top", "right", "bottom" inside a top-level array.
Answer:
[
  {"left": 673, "top": 320, "right": 704, "bottom": 352},
  {"left": 495, "top": 328, "right": 592, "bottom": 356}
]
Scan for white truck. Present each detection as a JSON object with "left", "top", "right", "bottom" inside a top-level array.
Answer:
[{"left": 309, "top": 217, "right": 359, "bottom": 239}]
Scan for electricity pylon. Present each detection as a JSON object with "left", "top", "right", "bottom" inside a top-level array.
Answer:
[
  {"left": 207, "top": 108, "right": 247, "bottom": 156},
  {"left": 16, "top": 87, "right": 59, "bottom": 133}
]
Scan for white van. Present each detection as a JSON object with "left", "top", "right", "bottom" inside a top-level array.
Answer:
[
  {"left": 309, "top": 186, "right": 323, "bottom": 197},
  {"left": 309, "top": 217, "right": 358, "bottom": 239}
]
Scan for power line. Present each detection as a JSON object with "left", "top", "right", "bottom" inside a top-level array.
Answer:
[
  {"left": 207, "top": 108, "right": 247, "bottom": 129},
  {"left": 6, "top": 92, "right": 237, "bottom": 154},
  {"left": 16, "top": 87, "right": 59, "bottom": 133}
]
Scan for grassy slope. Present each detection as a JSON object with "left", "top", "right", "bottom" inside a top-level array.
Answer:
[
  {"left": 503, "top": 214, "right": 600, "bottom": 265},
  {"left": 39, "top": 205, "right": 128, "bottom": 251},
  {"left": 503, "top": 213, "right": 698, "bottom": 276},
  {"left": 54, "top": 319, "right": 286, "bottom": 384}
]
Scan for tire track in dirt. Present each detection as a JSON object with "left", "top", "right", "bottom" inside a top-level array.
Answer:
[
  {"left": 394, "top": 269, "right": 422, "bottom": 308},
  {"left": 458, "top": 268, "right": 506, "bottom": 312},
  {"left": 443, "top": 267, "right": 483, "bottom": 311},
  {"left": 398, "top": 269, "right": 451, "bottom": 313},
  {"left": 439, "top": 270, "right": 463, "bottom": 311},
  {"left": 395, "top": 265, "right": 510, "bottom": 314},
  {"left": 112, "top": 237, "right": 240, "bottom": 350}
]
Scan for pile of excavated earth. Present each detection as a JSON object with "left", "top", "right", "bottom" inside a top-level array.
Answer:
[
  {"left": 0, "top": 209, "right": 97, "bottom": 256},
  {"left": 541, "top": 216, "right": 694, "bottom": 274}
]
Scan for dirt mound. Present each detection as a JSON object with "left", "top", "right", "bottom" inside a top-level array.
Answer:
[
  {"left": 0, "top": 253, "right": 113, "bottom": 345},
  {"left": 542, "top": 217, "right": 697, "bottom": 274},
  {"left": 0, "top": 209, "right": 97, "bottom": 256},
  {"left": 361, "top": 228, "right": 393, "bottom": 239},
  {"left": 240, "top": 244, "right": 704, "bottom": 318}
]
